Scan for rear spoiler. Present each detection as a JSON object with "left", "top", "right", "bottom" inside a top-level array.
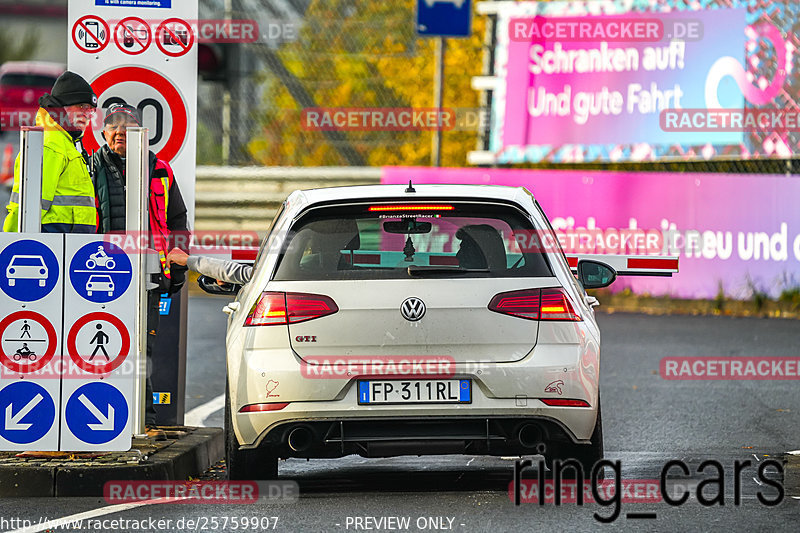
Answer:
[{"left": 566, "top": 254, "right": 679, "bottom": 277}]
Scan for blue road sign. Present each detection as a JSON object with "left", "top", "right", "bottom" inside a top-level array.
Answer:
[
  {"left": 417, "top": 0, "right": 472, "bottom": 37},
  {"left": 69, "top": 241, "right": 132, "bottom": 303},
  {"left": 0, "top": 381, "right": 56, "bottom": 444},
  {"left": 0, "top": 239, "right": 59, "bottom": 302},
  {"left": 65, "top": 382, "right": 128, "bottom": 444}
]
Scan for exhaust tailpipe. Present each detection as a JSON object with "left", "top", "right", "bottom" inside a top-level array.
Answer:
[
  {"left": 287, "top": 426, "right": 314, "bottom": 452},
  {"left": 518, "top": 424, "right": 546, "bottom": 454}
]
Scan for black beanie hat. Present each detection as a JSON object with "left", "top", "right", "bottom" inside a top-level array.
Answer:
[{"left": 38, "top": 71, "right": 98, "bottom": 108}]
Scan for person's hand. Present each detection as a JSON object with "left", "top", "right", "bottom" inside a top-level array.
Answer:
[{"left": 166, "top": 247, "right": 189, "bottom": 267}]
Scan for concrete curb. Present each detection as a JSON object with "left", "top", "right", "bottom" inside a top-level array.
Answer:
[
  {"left": 784, "top": 452, "right": 800, "bottom": 497},
  {"left": 0, "top": 427, "right": 223, "bottom": 497}
]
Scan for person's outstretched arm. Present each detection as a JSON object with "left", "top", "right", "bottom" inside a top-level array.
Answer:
[{"left": 167, "top": 248, "right": 253, "bottom": 285}]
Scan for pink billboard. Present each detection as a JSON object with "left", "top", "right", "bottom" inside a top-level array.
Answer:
[{"left": 382, "top": 167, "right": 800, "bottom": 299}]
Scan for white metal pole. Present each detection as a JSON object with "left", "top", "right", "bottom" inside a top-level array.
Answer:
[
  {"left": 126, "top": 127, "right": 150, "bottom": 436},
  {"left": 18, "top": 127, "right": 44, "bottom": 233}
]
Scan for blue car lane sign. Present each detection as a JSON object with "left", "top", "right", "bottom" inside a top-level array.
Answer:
[
  {"left": 69, "top": 241, "right": 132, "bottom": 303},
  {"left": 0, "top": 381, "right": 56, "bottom": 445},
  {"left": 65, "top": 382, "right": 128, "bottom": 445},
  {"left": 0, "top": 240, "right": 60, "bottom": 302}
]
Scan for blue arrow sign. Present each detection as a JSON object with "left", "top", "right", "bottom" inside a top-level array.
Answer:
[
  {"left": 417, "top": 0, "right": 472, "bottom": 37},
  {"left": 0, "top": 239, "right": 60, "bottom": 302},
  {"left": 69, "top": 241, "right": 132, "bottom": 303},
  {"left": 65, "top": 382, "right": 128, "bottom": 444},
  {"left": 0, "top": 382, "right": 56, "bottom": 444}
]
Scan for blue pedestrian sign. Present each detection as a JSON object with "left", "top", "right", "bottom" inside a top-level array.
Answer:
[
  {"left": 0, "top": 240, "right": 60, "bottom": 302},
  {"left": 69, "top": 241, "right": 132, "bottom": 303},
  {"left": 65, "top": 382, "right": 128, "bottom": 444},
  {"left": 0, "top": 382, "right": 56, "bottom": 444},
  {"left": 417, "top": 0, "right": 472, "bottom": 37}
]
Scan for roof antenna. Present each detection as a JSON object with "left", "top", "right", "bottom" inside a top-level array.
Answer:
[{"left": 405, "top": 180, "right": 416, "bottom": 193}]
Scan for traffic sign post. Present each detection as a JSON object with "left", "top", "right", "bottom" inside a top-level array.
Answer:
[
  {"left": 0, "top": 234, "right": 64, "bottom": 451},
  {"left": 60, "top": 234, "right": 138, "bottom": 451}
]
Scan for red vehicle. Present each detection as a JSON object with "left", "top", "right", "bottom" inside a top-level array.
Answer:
[
  {"left": 0, "top": 61, "right": 65, "bottom": 131},
  {"left": 0, "top": 61, "right": 64, "bottom": 185}
]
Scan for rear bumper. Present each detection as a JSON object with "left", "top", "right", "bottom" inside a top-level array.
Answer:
[{"left": 242, "top": 414, "right": 592, "bottom": 458}]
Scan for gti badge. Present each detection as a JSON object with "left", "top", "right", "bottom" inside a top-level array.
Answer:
[
  {"left": 400, "top": 297, "right": 426, "bottom": 322},
  {"left": 545, "top": 379, "right": 564, "bottom": 395}
]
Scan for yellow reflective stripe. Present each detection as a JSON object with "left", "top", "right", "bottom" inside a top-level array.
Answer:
[
  {"left": 161, "top": 176, "right": 169, "bottom": 212},
  {"left": 9, "top": 193, "right": 94, "bottom": 209},
  {"left": 51, "top": 195, "right": 95, "bottom": 207}
]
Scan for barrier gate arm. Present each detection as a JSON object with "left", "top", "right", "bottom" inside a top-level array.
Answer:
[{"left": 565, "top": 254, "right": 680, "bottom": 276}]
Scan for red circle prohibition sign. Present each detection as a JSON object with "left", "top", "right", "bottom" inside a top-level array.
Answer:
[
  {"left": 84, "top": 66, "right": 188, "bottom": 162},
  {"left": 156, "top": 18, "right": 195, "bottom": 57},
  {"left": 114, "top": 16, "right": 152, "bottom": 55},
  {"left": 72, "top": 15, "right": 111, "bottom": 54},
  {"left": 67, "top": 312, "right": 131, "bottom": 375},
  {"left": 0, "top": 311, "right": 57, "bottom": 373}
]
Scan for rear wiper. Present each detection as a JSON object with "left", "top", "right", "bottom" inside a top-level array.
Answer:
[{"left": 407, "top": 265, "right": 490, "bottom": 276}]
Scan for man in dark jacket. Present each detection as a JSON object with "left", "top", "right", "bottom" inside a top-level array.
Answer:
[{"left": 91, "top": 103, "right": 189, "bottom": 439}]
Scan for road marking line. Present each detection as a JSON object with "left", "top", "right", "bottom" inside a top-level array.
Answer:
[
  {"left": 9, "top": 498, "right": 168, "bottom": 533},
  {"left": 184, "top": 393, "right": 225, "bottom": 427}
]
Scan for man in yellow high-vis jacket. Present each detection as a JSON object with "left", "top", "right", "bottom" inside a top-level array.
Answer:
[{"left": 3, "top": 71, "right": 98, "bottom": 233}]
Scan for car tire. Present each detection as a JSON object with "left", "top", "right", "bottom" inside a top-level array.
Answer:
[
  {"left": 546, "top": 403, "right": 604, "bottom": 479},
  {"left": 38, "top": 280, "right": 45, "bottom": 287},
  {"left": 225, "top": 383, "right": 278, "bottom": 481},
  {"left": 8, "top": 279, "right": 14, "bottom": 286},
  {"left": 87, "top": 291, "right": 92, "bottom": 296}
]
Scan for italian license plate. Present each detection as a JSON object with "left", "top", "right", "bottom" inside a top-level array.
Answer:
[{"left": 357, "top": 379, "right": 471, "bottom": 404}]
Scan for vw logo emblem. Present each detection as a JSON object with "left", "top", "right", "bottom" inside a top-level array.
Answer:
[{"left": 400, "top": 297, "right": 426, "bottom": 322}]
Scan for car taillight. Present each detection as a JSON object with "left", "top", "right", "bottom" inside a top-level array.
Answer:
[
  {"left": 239, "top": 402, "right": 289, "bottom": 413},
  {"left": 539, "top": 288, "right": 581, "bottom": 321},
  {"left": 487, "top": 289, "right": 541, "bottom": 320},
  {"left": 487, "top": 288, "right": 581, "bottom": 321},
  {"left": 245, "top": 292, "right": 338, "bottom": 326},
  {"left": 540, "top": 398, "right": 590, "bottom": 407}
]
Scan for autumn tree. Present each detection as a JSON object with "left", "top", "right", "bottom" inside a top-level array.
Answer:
[{"left": 247, "top": 0, "right": 485, "bottom": 167}]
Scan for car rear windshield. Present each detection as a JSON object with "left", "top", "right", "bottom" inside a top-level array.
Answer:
[
  {"left": 0, "top": 74, "right": 58, "bottom": 88},
  {"left": 272, "top": 201, "right": 554, "bottom": 280}
]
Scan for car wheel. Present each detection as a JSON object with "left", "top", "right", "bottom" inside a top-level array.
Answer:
[
  {"left": 108, "top": 291, "right": 113, "bottom": 296},
  {"left": 225, "top": 383, "right": 278, "bottom": 481},
  {"left": 8, "top": 279, "right": 14, "bottom": 286},
  {"left": 87, "top": 291, "right": 93, "bottom": 296},
  {"left": 38, "top": 279, "right": 46, "bottom": 287}
]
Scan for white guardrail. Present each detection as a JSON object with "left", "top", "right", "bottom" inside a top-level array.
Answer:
[{"left": 194, "top": 166, "right": 381, "bottom": 232}]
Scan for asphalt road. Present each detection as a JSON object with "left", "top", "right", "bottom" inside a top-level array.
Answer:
[{"left": 0, "top": 296, "right": 798, "bottom": 532}]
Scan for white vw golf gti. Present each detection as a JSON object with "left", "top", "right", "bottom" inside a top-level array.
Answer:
[{"left": 206, "top": 184, "right": 677, "bottom": 479}]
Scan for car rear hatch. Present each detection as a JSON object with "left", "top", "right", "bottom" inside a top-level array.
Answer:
[{"left": 259, "top": 199, "right": 563, "bottom": 364}]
